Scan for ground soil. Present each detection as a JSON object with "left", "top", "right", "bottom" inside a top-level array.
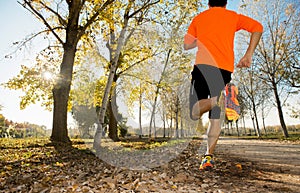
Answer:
[
  {"left": 215, "top": 137, "right": 300, "bottom": 193},
  {"left": 0, "top": 137, "right": 299, "bottom": 193}
]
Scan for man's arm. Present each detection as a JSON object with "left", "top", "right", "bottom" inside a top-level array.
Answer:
[
  {"left": 237, "top": 32, "right": 262, "bottom": 68},
  {"left": 184, "top": 40, "right": 197, "bottom": 50}
]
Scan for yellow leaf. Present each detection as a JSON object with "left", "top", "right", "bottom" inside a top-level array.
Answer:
[
  {"left": 55, "top": 162, "right": 64, "bottom": 167},
  {"left": 236, "top": 164, "right": 242, "bottom": 170},
  {"left": 4, "top": 165, "right": 12, "bottom": 170}
]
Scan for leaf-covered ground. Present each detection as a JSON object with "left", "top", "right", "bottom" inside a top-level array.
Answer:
[{"left": 0, "top": 137, "right": 299, "bottom": 193}]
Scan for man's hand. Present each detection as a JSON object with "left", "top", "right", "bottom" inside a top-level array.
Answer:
[
  {"left": 237, "top": 54, "right": 252, "bottom": 68},
  {"left": 237, "top": 32, "right": 262, "bottom": 68}
]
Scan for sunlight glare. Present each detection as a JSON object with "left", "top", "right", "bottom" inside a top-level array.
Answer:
[{"left": 42, "top": 71, "right": 53, "bottom": 80}]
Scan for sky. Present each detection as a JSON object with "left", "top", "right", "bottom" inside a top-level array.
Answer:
[
  {"left": 0, "top": 1, "right": 60, "bottom": 129},
  {"left": 0, "top": 1, "right": 299, "bottom": 130}
]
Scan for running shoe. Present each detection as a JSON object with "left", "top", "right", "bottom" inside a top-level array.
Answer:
[
  {"left": 199, "top": 154, "right": 215, "bottom": 170},
  {"left": 225, "top": 83, "right": 240, "bottom": 121}
]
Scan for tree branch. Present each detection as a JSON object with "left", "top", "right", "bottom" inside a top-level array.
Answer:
[
  {"left": 20, "top": 1, "right": 64, "bottom": 45},
  {"left": 79, "top": 0, "right": 115, "bottom": 38},
  {"left": 117, "top": 50, "right": 163, "bottom": 76},
  {"left": 39, "top": 0, "right": 67, "bottom": 27},
  {"left": 128, "top": 0, "right": 160, "bottom": 18}
]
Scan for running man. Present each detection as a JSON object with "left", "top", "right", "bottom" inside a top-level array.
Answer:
[{"left": 184, "top": 0, "right": 263, "bottom": 170}]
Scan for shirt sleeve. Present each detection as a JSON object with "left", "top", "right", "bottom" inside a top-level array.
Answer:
[
  {"left": 237, "top": 14, "right": 263, "bottom": 33},
  {"left": 184, "top": 19, "right": 197, "bottom": 44}
]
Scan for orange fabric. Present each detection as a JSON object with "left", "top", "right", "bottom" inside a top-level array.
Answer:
[{"left": 184, "top": 7, "right": 263, "bottom": 72}]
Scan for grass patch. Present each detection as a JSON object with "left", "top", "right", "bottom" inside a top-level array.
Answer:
[
  {"left": 83, "top": 137, "right": 192, "bottom": 152},
  {"left": 119, "top": 137, "right": 189, "bottom": 150},
  {"left": 0, "top": 137, "right": 51, "bottom": 149},
  {"left": 278, "top": 133, "right": 300, "bottom": 141},
  {"left": 229, "top": 132, "right": 300, "bottom": 142}
]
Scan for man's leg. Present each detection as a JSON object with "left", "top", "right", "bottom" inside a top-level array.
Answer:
[
  {"left": 206, "top": 119, "right": 222, "bottom": 155},
  {"left": 197, "top": 66, "right": 231, "bottom": 170},
  {"left": 191, "top": 96, "right": 218, "bottom": 120},
  {"left": 199, "top": 118, "right": 222, "bottom": 170}
]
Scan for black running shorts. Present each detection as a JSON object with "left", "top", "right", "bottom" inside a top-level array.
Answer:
[{"left": 189, "top": 64, "right": 232, "bottom": 120}]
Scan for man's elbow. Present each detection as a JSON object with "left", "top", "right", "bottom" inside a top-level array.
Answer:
[
  {"left": 184, "top": 43, "right": 194, "bottom": 50},
  {"left": 184, "top": 44, "right": 189, "bottom": 50}
]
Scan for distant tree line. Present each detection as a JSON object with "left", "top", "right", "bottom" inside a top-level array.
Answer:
[{"left": 0, "top": 113, "right": 47, "bottom": 138}]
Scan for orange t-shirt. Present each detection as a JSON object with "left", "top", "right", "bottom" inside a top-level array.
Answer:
[{"left": 184, "top": 7, "right": 263, "bottom": 72}]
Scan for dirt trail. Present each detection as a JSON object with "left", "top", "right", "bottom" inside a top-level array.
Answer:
[
  {"left": 217, "top": 138, "right": 300, "bottom": 172},
  {"left": 1, "top": 137, "right": 300, "bottom": 193},
  {"left": 215, "top": 137, "right": 300, "bottom": 192}
]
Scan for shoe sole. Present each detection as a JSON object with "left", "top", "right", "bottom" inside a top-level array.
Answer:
[{"left": 199, "top": 163, "right": 214, "bottom": 171}]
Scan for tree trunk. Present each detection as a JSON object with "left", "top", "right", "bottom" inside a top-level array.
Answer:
[
  {"left": 51, "top": 45, "right": 77, "bottom": 144},
  {"left": 139, "top": 82, "right": 143, "bottom": 138},
  {"left": 226, "top": 121, "right": 230, "bottom": 135},
  {"left": 107, "top": 72, "right": 120, "bottom": 141},
  {"left": 108, "top": 97, "right": 119, "bottom": 141},
  {"left": 251, "top": 116, "right": 256, "bottom": 136},
  {"left": 261, "top": 100, "right": 267, "bottom": 135},
  {"left": 262, "top": 117, "right": 267, "bottom": 135},
  {"left": 253, "top": 105, "right": 261, "bottom": 137},
  {"left": 236, "top": 120, "right": 239, "bottom": 137},
  {"left": 163, "top": 111, "right": 166, "bottom": 138},
  {"left": 154, "top": 116, "right": 157, "bottom": 138},
  {"left": 94, "top": 18, "right": 129, "bottom": 148},
  {"left": 50, "top": 0, "right": 83, "bottom": 144},
  {"left": 242, "top": 116, "right": 246, "bottom": 135},
  {"left": 169, "top": 113, "right": 172, "bottom": 138},
  {"left": 273, "top": 82, "right": 289, "bottom": 137},
  {"left": 262, "top": 116, "right": 267, "bottom": 135},
  {"left": 149, "top": 91, "right": 158, "bottom": 138},
  {"left": 149, "top": 49, "right": 172, "bottom": 137},
  {"left": 52, "top": 87, "right": 71, "bottom": 144},
  {"left": 180, "top": 113, "right": 184, "bottom": 138},
  {"left": 175, "top": 96, "right": 179, "bottom": 138}
]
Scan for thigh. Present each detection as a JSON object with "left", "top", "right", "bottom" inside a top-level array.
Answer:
[
  {"left": 191, "top": 65, "right": 210, "bottom": 101},
  {"left": 189, "top": 65, "right": 210, "bottom": 120}
]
